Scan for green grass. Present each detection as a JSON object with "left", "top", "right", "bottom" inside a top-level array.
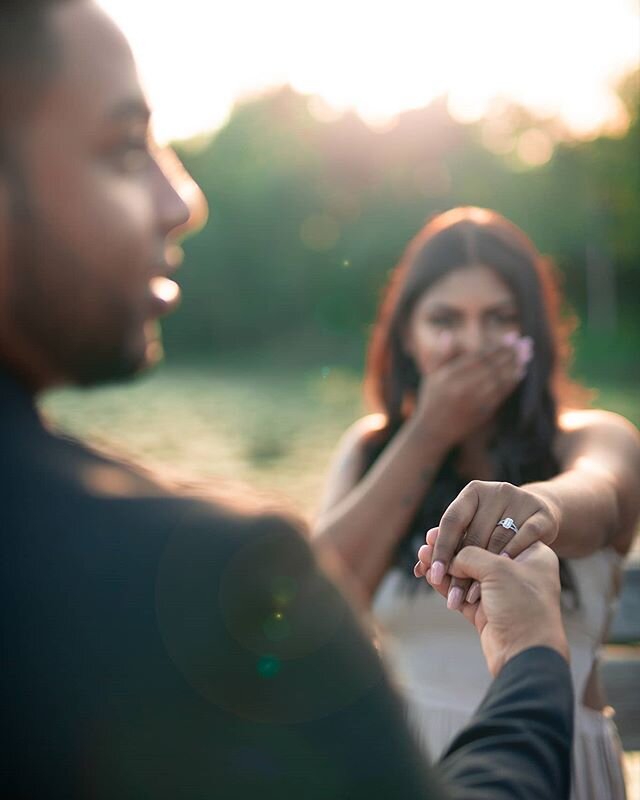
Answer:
[
  {"left": 42, "top": 361, "right": 363, "bottom": 518},
  {"left": 41, "top": 360, "right": 638, "bottom": 520}
]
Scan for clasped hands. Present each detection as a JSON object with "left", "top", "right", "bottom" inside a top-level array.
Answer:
[{"left": 414, "top": 481, "right": 567, "bottom": 675}]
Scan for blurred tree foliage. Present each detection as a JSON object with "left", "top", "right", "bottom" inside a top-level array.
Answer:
[{"left": 166, "top": 70, "right": 639, "bottom": 380}]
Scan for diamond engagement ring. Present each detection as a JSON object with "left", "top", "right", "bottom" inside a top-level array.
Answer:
[{"left": 496, "top": 517, "right": 519, "bottom": 535}]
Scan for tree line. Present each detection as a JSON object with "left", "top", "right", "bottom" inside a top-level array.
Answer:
[{"left": 166, "top": 70, "right": 639, "bottom": 379}]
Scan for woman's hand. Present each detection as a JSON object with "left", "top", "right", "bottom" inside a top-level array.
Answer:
[
  {"left": 413, "top": 336, "right": 529, "bottom": 451},
  {"left": 414, "top": 480, "right": 560, "bottom": 608}
]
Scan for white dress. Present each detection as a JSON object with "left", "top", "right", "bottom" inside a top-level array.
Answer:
[{"left": 372, "top": 548, "right": 628, "bottom": 800}]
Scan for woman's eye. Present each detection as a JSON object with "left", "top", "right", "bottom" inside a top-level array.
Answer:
[
  {"left": 490, "top": 312, "right": 519, "bottom": 326},
  {"left": 428, "top": 316, "right": 457, "bottom": 328}
]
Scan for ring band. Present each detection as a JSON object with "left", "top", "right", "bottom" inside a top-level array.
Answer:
[{"left": 496, "top": 517, "right": 519, "bottom": 535}]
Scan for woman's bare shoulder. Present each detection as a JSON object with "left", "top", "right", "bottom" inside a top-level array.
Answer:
[
  {"left": 316, "top": 414, "right": 389, "bottom": 518},
  {"left": 557, "top": 407, "right": 640, "bottom": 456},
  {"left": 346, "top": 412, "right": 388, "bottom": 438},
  {"left": 335, "top": 413, "right": 388, "bottom": 458},
  {"left": 559, "top": 407, "right": 639, "bottom": 436}
]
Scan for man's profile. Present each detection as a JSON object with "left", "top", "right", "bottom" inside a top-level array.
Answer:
[{"left": 1, "top": 2, "right": 573, "bottom": 798}]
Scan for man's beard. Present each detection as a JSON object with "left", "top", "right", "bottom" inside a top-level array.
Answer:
[{"left": 5, "top": 168, "right": 158, "bottom": 387}]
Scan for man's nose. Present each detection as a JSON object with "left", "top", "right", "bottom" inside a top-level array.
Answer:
[{"left": 155, "top": 148, "right": 209, "bottom": 238}]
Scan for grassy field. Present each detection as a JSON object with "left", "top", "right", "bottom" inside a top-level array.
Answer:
[
  {"left": 42, "top": 359, "right": 639, "bottom": 522},
  {"left": 42, "top": 361, "right": 364, "bottom": 519}
]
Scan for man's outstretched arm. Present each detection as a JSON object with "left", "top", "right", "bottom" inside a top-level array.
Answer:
[
  {"left": 436, "top": 646, "right": 573, "bottom": 799},
  {"left": 417, "top": 541, "right": 574, "bottom": 799}
]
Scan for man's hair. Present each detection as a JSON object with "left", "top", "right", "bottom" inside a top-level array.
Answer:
[{"left": 0, "top": 0, "right": 75, "bottom": 162}]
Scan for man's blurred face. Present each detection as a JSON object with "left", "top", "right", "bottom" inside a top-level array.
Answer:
[{"left": 0, "top": 1, "right": 192, "bottom": 387}]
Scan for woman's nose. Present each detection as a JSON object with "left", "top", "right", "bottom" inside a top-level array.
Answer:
[{"left": 457, "top": 322, "right": 486, "bottom": 354}]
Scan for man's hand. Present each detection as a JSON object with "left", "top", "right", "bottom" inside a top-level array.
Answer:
[{"left": 416, "top": 538, "right": 569, "bottom": 676}]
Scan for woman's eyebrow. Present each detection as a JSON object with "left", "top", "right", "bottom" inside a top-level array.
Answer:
[
  {"left": 484, "top": 300, "right": 518, "bottom": 311},
  {"left": 423, "top": 302, "right": 461, "bottom": 313}
]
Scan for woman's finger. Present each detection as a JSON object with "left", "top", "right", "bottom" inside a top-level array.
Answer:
[
  {"left": 465, "top": 580, "right": 481, "bottom": 605},
  {"left": 430, "top": 482, "right": 483, "bottom": 585},
  {"left": 414, "top": 544, "right": 433, "bottom": 578},
  {"left": 449, "top": 489, "right": 508, "bottom": 605},
  {"left": 498, "top": 510, "right": 556, "bottom": 558},
  {"left": 415, "top": 532, "right": 436, "bottom": 580},
  {"left": 474, "top": 347, "right": 521, "bottom": 405},
  {"left": 484, "top": 516, "right": 523, "bottom": 555},
  {"left": 431, "top": 332, "right": 457, "bottom": 371},
  {"left": 429, "top": 571, "right": 453, "bottom": 601},
  {"left": 417, "top": 543, "right": 433, "bottom": 566},
  {"left": 439, "top": 344, "right": 509, "bottom": 389},
  {"left": 464, "top": 513, "right": 523, "bottom": 602}
]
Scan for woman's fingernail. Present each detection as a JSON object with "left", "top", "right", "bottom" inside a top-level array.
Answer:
[
  {"left": 447, "top": 587, "right": 465, "bottom": 610},
  {"left": 466, "top": 581, "right": 481, "bottom": 604},
  {"left": 413, "top": 561, "right": 424, "bottom": 577},
  {"left": 430, "top": 561, "right": 445, "bottom": 586},
  {"left": 500, "top": 551, "right": 511, "bottom": 558},
  {"left": 502, "top": 331, "right": 519, "bottom": 346}
]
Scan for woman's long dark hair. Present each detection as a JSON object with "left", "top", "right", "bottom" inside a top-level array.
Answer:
[{"left": 362, "top": 207, "right": 586, "bottom": 576}]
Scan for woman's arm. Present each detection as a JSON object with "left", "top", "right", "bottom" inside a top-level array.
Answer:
[
  {"left": 315, "top": 343, "right": 525, "bottom": 599},
  {"left": 313, "top": 413, "right": 450, "bottom": 599},
  {"left": 526, "top": 409, "right": 640, "bottom": 558},
  {"left": 423, "top": 410, "right": 640, "bottom": 605}
]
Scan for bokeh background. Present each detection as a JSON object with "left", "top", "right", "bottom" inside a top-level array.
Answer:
[
  {"left": 42, "top": 2, "right": 639, "bottom": 787},
  {"left": 45, "top": 0, "right": 639, "bottom": 516},
  {"left": 44, "top": 0, "right": 640, "bottom": 797}
]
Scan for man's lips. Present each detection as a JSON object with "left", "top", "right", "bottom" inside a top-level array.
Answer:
[
  {"left": 149, "top": 245, "right": 184, "bottom": 316},
  {"left": 149, "top": 276, "right": 181, "bottom": 316}
]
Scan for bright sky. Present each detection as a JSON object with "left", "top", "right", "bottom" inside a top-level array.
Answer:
[{"left": 99, "top": 0, "right": 640, "bottom": 144}]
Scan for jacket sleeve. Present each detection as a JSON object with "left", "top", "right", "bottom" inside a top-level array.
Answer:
[{"left": 434, "top": 646, "right": 574, "bottom": 800}]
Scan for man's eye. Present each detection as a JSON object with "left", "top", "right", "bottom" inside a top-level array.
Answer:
[{"left": 113, "top": 140, "right": 153, "bottom": 172}]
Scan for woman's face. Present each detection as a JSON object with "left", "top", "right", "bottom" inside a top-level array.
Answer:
[{"left": 404, "top": 263, "right": 522, "bottom": 374}]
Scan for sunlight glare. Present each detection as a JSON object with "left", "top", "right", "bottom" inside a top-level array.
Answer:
[
  {"left": 516, "top": 129, "right": 554, "bottom": 167},
  {"left": 99, "top": 0, "right": 639, "bottom": 143}
]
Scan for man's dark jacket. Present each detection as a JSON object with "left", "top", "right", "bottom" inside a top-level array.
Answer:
[{"left": 0, "top": 368, "right": 573, "bottom": 799}]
